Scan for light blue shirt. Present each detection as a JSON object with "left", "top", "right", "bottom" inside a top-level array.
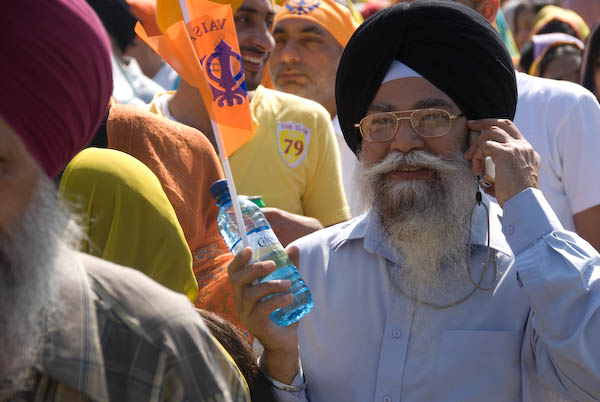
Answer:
[{"left": 281, "top": 189, "right": 600, "bottom": 402}]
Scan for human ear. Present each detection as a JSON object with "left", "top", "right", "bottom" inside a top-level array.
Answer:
[{"left": 477, "top": 0, "right": 499, "bottom": 23}]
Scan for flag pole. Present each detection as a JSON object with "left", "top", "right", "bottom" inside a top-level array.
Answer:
[
  {"left": 211, "top": 119, "right": 251, "bottom": 249},
  {"left": 178, "top": 0, "right": 250, "bottom": 249}
]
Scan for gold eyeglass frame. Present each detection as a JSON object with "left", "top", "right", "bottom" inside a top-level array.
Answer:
[{"left": 354, "top": 108, "right": 465, "bottom": 142}]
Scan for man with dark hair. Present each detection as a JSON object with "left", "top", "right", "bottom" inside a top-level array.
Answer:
[
  {"left": 87, "top": 0, "right": 165, "bottom": 105},
  {"left": 146, "top": 0, "right": 350, "bottom": 246},
  {"left": 270, "top": 0, "right": 363, "bottom": 215},
  {"left": 229, "top": 2, "right": 600, "bottom": 401}
]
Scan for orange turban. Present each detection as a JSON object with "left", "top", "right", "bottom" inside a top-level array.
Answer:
[{"left": 275, "top": 0, "right": 359, "bottom": 47}]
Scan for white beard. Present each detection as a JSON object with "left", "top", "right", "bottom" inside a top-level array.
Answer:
[
  {"left": 0, "top": 174, "right": 80, "bottom": 400},
  {"left": 356, "top": 149, "right": 478, "bottom": 307}
]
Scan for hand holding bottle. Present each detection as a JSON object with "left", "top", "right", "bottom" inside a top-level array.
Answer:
[{"left": 228, "top": 246, "right": 302, "bottom": 385}]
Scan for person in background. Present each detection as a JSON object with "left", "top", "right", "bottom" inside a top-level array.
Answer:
[
  {"left": 531, "top": 4, "right": 589, "bottom": 42},
  {"left": 454, "top": 0, "right": 600, "bottom": 251},
  {"left": 270, "top": 0, "right": 362, "bottom": 215},
  {"left": 506, "top": 0, "right": 549, "bottom": 51},
  {"left": 502, "top": 0, "right": 565, "bottom": 52},
  {"left": 580, "top": 22, "right": 600, "bottom": 102},
  {"left": 199, "top": 310, "right": 278, "bottom": 402},
  {"left": 59, "top": 147, "right": 198, "bottom": 303},
  {"left": 145, "top": 0, "right": 351, "bottom": 246},
  {"left": 87, "top": 0, "right": 165, "bottom": 105},
  {"left": 229, "top": 3, "right": 600, "bottom": 400},
  {"left": 126, "top": 0, "right": 180, "bottom": 90},
  {"left": 106, "top": 104, "right": 248, "bottom": 336},
  {"left": 494, "top": 6, "right": 520, "bottom": 58},
  {"left": 563, "top": 0, "right": 600, "bottom": 32},
  {"left": 526, "top": 32, "right": 584, "bottom": 82},
  {"left": 0, "top": 0, "right": 249, "bottom": 400}
]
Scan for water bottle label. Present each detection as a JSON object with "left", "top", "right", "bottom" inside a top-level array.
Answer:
[
  {"left": 232, "top": 225, "right": 279, "bottom": 252},
  {"left": 247, "top": 226, "right": 280, "bottom": 260}
]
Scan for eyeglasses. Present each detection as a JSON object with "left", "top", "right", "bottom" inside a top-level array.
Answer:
[{"left": 354, "top": 108, "right": 465, "bottom": 142}]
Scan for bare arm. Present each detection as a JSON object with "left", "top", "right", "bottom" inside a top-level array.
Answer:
[
  {"left": 574, "top": 205, "right": 600, "bottom": 252},
  {"left": 262, "top": 207, "right": 323, "bottom": 247}
]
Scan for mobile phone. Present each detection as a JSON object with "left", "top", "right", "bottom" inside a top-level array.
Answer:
[{"left": 469, "top": 130, "right": 495, "bottom": 188}]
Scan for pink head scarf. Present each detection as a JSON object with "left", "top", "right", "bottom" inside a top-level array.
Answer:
[{"left": 0, "top": 0, "right": 113, "bottom": 178}]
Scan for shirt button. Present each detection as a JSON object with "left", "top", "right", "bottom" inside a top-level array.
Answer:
[
  {"left": 383, "top": 396, "right": 392, "bottom": 402},
  {"left": 392, "top": 329, "right": 401, "bottom": 338},
  {"left": 506, "top": 225, "right": 515, "bottom": 235}
]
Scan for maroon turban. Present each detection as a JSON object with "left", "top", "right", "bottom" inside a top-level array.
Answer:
[{"left": 0, "top": 0, "right": 112, "bottom": 178}]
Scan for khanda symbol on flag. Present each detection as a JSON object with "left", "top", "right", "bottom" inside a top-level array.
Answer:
[
  {"left": 201, "top": 40, "right": 248, "bottom": 107},
  {"left": 136, "top": 0, "right": 253, "bottom": 157}
]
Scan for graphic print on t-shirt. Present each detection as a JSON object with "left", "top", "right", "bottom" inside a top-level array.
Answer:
[{"left": 277, "top": 121, "right": 311, "bottom": 167}]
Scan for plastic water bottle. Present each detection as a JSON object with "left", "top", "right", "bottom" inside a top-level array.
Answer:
[{"left": 210, "top": 179, "right": 313, "bottom": 326}]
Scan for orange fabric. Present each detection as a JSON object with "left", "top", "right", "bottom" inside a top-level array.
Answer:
[
  {"left": 136, "top": 1, "right": 255, "bottom": 157},
  {"left": 126, "top": 0, "right": 162, "bottom": 36},
  {"left": 156, "top": 0, "right": 244, "bottom": 33},
  {"left": 106, "top": 104, "right": 249, "bottom": 338},
  {"left": 275, "top": 0, "right": 359, "bottom": 47}
]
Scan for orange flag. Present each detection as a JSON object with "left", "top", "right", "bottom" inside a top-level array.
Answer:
[{"left": 136, "top": 0, "right": 254, "bottom": 157}]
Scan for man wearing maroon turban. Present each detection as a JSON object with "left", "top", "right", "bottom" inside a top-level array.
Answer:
[{"left": 0, "top": 0, "right": 249, "bottom": 400}]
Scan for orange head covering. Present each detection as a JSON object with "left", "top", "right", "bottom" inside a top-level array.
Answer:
[
  {"left": 533, "top": 5, "right": 590, "bottom": 42},
  {"left": 106, "top": 104, "right": 250, "bottom": 338},
  {"left": 274, "top": 0, "right": 359, "bottom": 47}
]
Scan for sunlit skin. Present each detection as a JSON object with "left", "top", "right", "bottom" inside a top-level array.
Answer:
[
  {"left": 0, "top": 118, "right": 40, "bottom": 237},
  {"left": 360, "top": 77, "right": 468, "bottom": 182},
  {"left": 270, "top": 18, "right": 343, "bottom": 117},
  {"left": 234, "top": 0, "right": 276, "bottom": 90}
]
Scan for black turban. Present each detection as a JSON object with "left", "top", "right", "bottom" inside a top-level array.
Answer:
[{"left": 335, "top": 0, "right": 517, "bottom": 156}]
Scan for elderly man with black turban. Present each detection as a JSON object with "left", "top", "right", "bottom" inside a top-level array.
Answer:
[
  {"left": 0, "top": 0, "right": 249, "bottom": 400},
  {"left": 228, "top": 1, "right": 600, "bottom": 401}
]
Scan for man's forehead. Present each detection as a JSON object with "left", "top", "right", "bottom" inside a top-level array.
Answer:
[
  {"left": 274, "top": 18, "right": 330, "bottom": 36},
  {"left": 237, "top": 0, "right": 274, "bottom": 15}
]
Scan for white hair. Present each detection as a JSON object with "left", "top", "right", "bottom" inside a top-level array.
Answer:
[
  {"left": 0, "top": 174, "right": 81, "bottom": 400},
  {"left": 356, "top": 149, "right": 479, "bottom": 307}
]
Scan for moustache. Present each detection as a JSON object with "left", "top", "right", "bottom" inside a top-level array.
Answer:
[
  {"left": 272, "top": 62, "right": 308, "bottom": 75},
  {"left": 366, "top": 150, "right": 462, "bottom": 178},
  {"left": 240, "top": 47, "right": 270, "bottom": 60}
]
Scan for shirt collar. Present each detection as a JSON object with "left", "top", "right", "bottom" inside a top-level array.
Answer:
[
  {"left": 39, "top": 248, "right": 110, "bottom": 401},
  {"left": 331, "top": 193, "right": 513, "bottom": 261}
]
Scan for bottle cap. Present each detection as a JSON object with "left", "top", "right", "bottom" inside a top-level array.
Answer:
[
  {"left": 209, "top": 179, "right": 229, "bottom": 200},
  {"left": 248, "top": 195, "right": 266, "bottom": 207}
]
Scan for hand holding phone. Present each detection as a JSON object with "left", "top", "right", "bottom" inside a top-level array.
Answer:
[
  {"left": 469, "top": 130, "right": 495, "bottom": 188},
  {"left": 465, "top": 120, "right": 540, "bottom": 207}
]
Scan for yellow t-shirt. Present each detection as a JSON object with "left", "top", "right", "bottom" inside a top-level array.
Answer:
[{"left": 147, "top": 85, "right": 350, "bottom": 226}]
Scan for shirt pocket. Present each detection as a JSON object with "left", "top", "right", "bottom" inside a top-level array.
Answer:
[{"left": 434, "top": 330, "right": 522, "bottom": 402}]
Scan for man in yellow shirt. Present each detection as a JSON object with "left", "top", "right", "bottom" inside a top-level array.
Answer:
[
  {"left": 146, "top": 0, "right": 350, "bottom": 245},
  {"left": 269, "top": 0, "right": 363, "bottom": 216}
]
